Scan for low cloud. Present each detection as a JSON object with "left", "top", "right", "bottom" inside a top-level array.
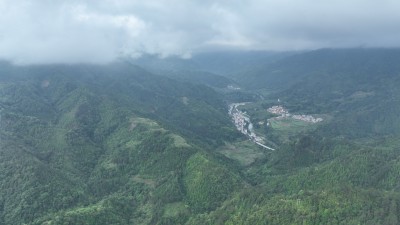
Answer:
[{"left": 1, "top": 0, "right": 400, "bottom": 64}]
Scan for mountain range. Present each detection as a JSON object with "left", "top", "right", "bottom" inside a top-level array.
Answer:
[{"left": 2, "top": 48, "right": 400, "bottom": 224}]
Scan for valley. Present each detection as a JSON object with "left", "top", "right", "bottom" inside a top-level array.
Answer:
[{"left": 1, "top": 0, "right": 400, "bottom": 223}]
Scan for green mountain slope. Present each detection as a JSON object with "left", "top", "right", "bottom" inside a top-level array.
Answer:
[{"left": 0, "top": 62, "right": 241, "bottom": 224}]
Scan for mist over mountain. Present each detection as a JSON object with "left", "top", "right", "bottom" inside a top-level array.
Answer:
[{"left": 2, "top": 1, "right": 400, "bottom": 64}]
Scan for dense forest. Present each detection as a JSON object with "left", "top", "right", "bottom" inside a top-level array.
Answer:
[{"left": 2, "top": 49, "right": 400, "bottom": 224}]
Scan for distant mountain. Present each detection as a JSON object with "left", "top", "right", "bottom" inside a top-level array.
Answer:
[
  {"left": 192, "top": 51, "right": 293, "bottom": 76},
  {"left": 129, "top": 51, "right": 292, "bottom": 88},
  {"left": 127, "top": 55, "right": 235, "bottom": 88},
  {"left": 236, "top": 48, "right": 400, "bottom": 90}
]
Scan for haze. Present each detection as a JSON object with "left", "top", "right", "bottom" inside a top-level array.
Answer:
[{"left": 1, "top": 0, "right": 400, "bottom": 64}]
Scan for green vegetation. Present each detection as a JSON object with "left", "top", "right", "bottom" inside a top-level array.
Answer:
[
  {"left": 0, "top": 61, "right": 240, "bottom": 224},
  {"left": 183, "top": 153, "right": 242, "bottom": 212},
  {"left": 268, "top": 117, "right": 321, "bottom": 143},
  {"left": 217, "top": 140, "right": 265, "bottom": 166},
  {"left": 3, "top": 49, "right": 400, "bottom": 224}
]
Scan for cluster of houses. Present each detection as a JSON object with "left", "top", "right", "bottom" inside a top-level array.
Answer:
[
  {"left": 267, "top": 105, "right": 323, "bottom": 124},
  {"left": 267, "top": 105, "right": 288, "bottom": 115},
  {"left": 231, "top": 110, "right": 250, "bottom": 135},
  {"left": 227, "top": 85, "right": 241, "bottom": 90},
  {"left": 229, "top": 103, "right": 251, "bottom": 135},
  {"left": 227, "top": 102, "right": 323, "bottom": 152},
  {"left": 229, "top": 103, "right": 274, "bottom": 150},
  {"left": 292, "top": 114, "right": 323, "bottom": 123}
]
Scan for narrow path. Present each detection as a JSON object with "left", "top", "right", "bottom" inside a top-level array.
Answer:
[{"left": 255, "top": 142, "right": 275, "bottom": 151}]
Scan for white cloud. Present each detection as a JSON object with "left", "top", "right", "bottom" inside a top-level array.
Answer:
[{"left": 1, "top": 0, "right": 400, "bottom": 64}]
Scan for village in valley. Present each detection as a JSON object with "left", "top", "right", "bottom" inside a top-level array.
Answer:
[
  {"left": 229, "top": 101, "right": 324, "bottom": 151},
  {"left": 267, "top": 105, "right": 323, "bottom": 123},
  {"left": 229, "top": 103, "right": 275, "bottom": 150}
]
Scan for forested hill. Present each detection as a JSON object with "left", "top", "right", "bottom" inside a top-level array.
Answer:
[
  {"left": 0, "top": 61, "right": 241, "bottom": 224},
  {"left": 0, "top": 61, "right": 239, "bottom": 145}
]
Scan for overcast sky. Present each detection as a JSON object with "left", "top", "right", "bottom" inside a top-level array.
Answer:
[{"left": 1, "top": 0, "right": 400, "bottom": 64}]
